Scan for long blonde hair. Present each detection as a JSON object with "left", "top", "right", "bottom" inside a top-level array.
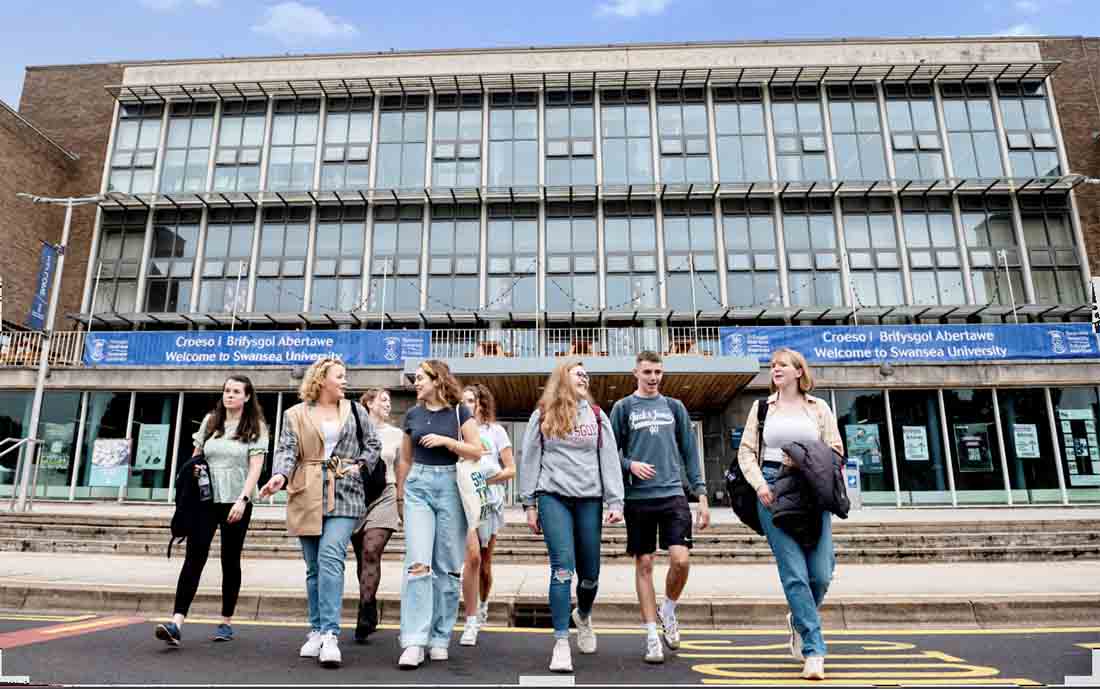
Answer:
[{"left": 538, "top": 358, "right": 590, "bottom": 439}]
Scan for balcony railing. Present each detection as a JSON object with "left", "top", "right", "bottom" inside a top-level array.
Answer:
[{"left": 0, "top": 331, "right": 85, "bottom": 368}]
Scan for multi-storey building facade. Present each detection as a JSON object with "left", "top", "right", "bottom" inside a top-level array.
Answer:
[{"left": 1, "top": 37, "right": 1099, "bottom": 509}]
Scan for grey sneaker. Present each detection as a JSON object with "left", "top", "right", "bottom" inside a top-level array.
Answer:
[
  {"left": 657, "top": 608, "right": 680, "bottom": 650},
  {"left": 571, "top": 609, "right": 597, "bottom": 654}
]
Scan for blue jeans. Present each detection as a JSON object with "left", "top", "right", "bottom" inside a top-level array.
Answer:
[
  {"left": 537, "top": 493, "right": 604, "bottom": 640},
  {"left": 757, "top": 469, "right": 834, "bottom": 657},
  {"left": 400, "top": 464, "right": 466, "bottom": 649},
  {"left": 298, "top": 516, "right": 359, "bottom": 635}
]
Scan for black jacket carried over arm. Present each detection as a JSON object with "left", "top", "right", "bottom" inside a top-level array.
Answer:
[{"left": 769, "top": 439, "right": 850, "bottom": 548}]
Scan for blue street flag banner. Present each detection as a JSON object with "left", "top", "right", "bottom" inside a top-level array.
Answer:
[
  {"left": 720, "top": 323, "right": 1100, "bottom": 364},
  {"left": 26, "top": 244, "right": 57, "bottom": 330},
  {"left": 84, "top": 330, "right": 430, "bottom": 367}
]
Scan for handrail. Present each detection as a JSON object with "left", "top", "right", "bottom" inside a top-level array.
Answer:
[{"left": 3, "top": 438, "right": 41, "bottom": 512}]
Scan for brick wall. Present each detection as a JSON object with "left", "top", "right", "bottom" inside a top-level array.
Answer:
[{"left": 1041, "top": 38, "right": 1100, "bottom": 280}]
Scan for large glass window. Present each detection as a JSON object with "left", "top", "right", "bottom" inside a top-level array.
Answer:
[
  {"left": 428, "top": 203, "right": 480, "bottom": 311},
  {"left": 663, "top": 200, "right": 721, "bottom": 311},
  {"left": 93, "top": 210, "right": 146, "bottom": 313},
  {"left": 842, "top": 197, "right": 903, "bottom": 306},
  {"left": 488, "top": 91, "right": 538, "bottom": 188},
  {"left": 884, "top": 82, "right": 945, "bottom": 181},
  {"left": 605, "top": 200, "right": 659, "bottom": 310},
  {"left": 960, "top": 195, "right": 1024, "bottom": 305},
  {"left": 545, "top": 202, "right": 598, "bottom": 311},
  {"left": 889, "top": 389, "right": 950, "bottom": 505},
  {"left": 999, "top": 388, "right": 1061, "bottom": 504},
  {"left": 943, "top": 388, "right": 1006, "bottom": 504},
  {"left": 377, "top": 94, "right": 428, "bottom": 190},
  {"left": 213, "top": 99, "right": 266, "bottom": 192},
  {"left": 25, "top": 392, "right": 81, "bottom": 497},
  {"left": 432, "top": 93, "right": 482, "bottom": 188},
  {"left": 108, "top": 102, "right": 163, "bottom": 194},
  {"left": 835, "top": 389, "right": 896, "bottom": 503},
  {"left": 657, "top": 88, "right": 711, "bottom": 184},
  {"left": 0, "top": 392, "right": 30, "bottom": 491},
  {"left": 267, "top": 98, "right": 320, "bottom": 192},
  {"left": 545, "top": 90, "right": 596, "bottom": 186},
  {"left": 723, "top": 198, "right": 781, "bottom": 308},
  {"left": 901, "top": 196, "right": 966, "bottom": 305},
  {"left": 312, "top": 204, "right": 365, "bottom": 312},
  {"left": 771, "top": 84, "right": 828, "bottom": 182},
  {"left": 1020, "top": 193, "right": 1085, "bottom": 304},
  {"left": 130, "top": 392, "right": 180, "bottom": 499},
  {"left": 782, "top": 197, "right": 841, "bottom": 306},
  {"left": 1050, "top": 387, "right": 1100, "bottom": 502},
  {"left": 368, "top": 204, "right": 424, "bottom": 313},
  {"left": 601, "top": 89, "right": 653, "bottom": 186},
  {"left": 160, "top": 101, "right": 214, "bottom": 193},
  {"left": 998, "top": 81, "right": 1060, "bottom": 178},
  {"left": 198, "top": 207, "right": 254, "bottom": 313},
  {"left": 321, "top": 96, "right": 373, "bottom": 191},
  {"left": 828, "top": 83, "right": 887, "bottom": 182},
  {"left": 486, "top": 203, "right": 538, "bottom": 312},
  {"left": 253, "top": 206, "right": 309, "bottom": 312},
  {"left": 76, "top": 391, "right": 131, "bottom": 498},
  {"left": 144, "top": 209, "right": 200, "bottom": 313},
  {"left": 942, "top": 82, "right": 1003, "bottom": 179},
  {"left": 714, "top": 85, "right": 768, "bottom": 183}
]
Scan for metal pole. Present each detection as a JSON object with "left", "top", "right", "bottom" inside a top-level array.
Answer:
[
  {"left": 689, "top": 254, "right": 699, "bottom": 344},
  {"left": 379, "top": 258, "right": 388, "bottom": 330},
  {"left": 998, "top": 249, "right": 1019, "bottom": 325},
  {"left": 231, "top": 260, "right": 244, "bottom": 332}
]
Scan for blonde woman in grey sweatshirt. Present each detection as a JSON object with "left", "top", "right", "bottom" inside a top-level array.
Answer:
[{"left": 518, "top": 358, "right": 625, "bottom": 674}]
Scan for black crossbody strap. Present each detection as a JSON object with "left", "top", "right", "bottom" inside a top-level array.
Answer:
[
  {"left": 756, "top": 397, "right": 769, "bottom": 462},
  {"left": 351, "top": 403, "right": 365, "bottom": 453}
]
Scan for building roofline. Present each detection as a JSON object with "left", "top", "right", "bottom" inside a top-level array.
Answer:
[
  {"left": 0, "top": 100, "right": 79, "bottom": 161},
  {"left": 23, "top": 35, "right": 1097, "bottom": 72}
]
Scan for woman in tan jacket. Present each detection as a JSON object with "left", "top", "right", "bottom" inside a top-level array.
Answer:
[{"left": 260, "top": 357, "right": 380, "bottom": 668}]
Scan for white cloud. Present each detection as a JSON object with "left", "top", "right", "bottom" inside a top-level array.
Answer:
[
  {"left": 996, "top": 23, "right": 1041, "bottom": 35},
  {"left": 139, "top": 0, "right": 219, "bottom": 9},
  {"left": 1013, "top": 0, "right": 1041, "bottom": 12},
  {"left": 596, "top": 0, "right": 671, "bottom": 18},
  {"left": 252, "top": 2, "right": 358, "bottom": 45}
]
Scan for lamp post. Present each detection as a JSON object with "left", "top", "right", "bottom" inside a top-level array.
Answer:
[{"left": 14, "top": 193, "right": 102, "bottom": 512}]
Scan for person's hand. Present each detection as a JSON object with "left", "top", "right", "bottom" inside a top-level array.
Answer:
[
  {"left": 259, "top": 474, "right": 286, "bottom": 499},
  {"left": 526, "top": 507, "right": 541, "bottom": 534},
  {"left": 605, "top": 509, "right": 623, "bottom": 525},
  {"left": 756, "top": 484, "right": 774, "bottom": 507},
  {"left": 227, "top": 498, "right": 247, "bottom": 523},
  {"left": 420, "top": 434, "right": 452, "bottom": 450},
  {"left": 629, "top": 461, "right": 657, "bottom": 480},
  {"left": 396, "top": 493, "right": 405, "bottom": 526},
  {"left": 695, "top": 498, "right": 711, "bottom": 530}
]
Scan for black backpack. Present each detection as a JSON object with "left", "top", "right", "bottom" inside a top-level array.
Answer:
[
  {"left": 352, "top": 405, "right": 388, "bottom": 508},
  {"left": 723, "top": 398, "right": 767, "bottom": 536},
  {"left": 168, "top": 453, "right": 210, "bottom": 558}
]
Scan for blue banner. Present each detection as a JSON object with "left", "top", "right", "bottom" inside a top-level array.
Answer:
[
  {"left": 83, "top": 330, "right": 430, "bottom": 367},
  {"left": 720, "top": 323, "right": 1100, "bottom": 364},
  {"left": 26, "top": 244, "right": 57, "bottom": 330}
]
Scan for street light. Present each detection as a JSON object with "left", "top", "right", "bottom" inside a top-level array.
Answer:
[{"left": 13, "top": 193, "right": 103, "bottom": 512}]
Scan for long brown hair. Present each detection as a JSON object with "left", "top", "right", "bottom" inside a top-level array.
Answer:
[
  {"left": 205, "top": 375, "right": 265, "bottom": 443},
  {"left": 538, "top": 358, "right": 590, "bottom": 439},
  {"left": 419, "top": 359, "right": 463, "bottom": 407},
  {"left": 464, "top": 384, "right": 497, "bottom": 424},
  {"left": 768, "top": 347, "right": 816, "bottom": 395}
]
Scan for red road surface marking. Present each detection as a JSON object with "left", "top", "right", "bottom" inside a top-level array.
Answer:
[{"left": 0, "top": 616, "right": 145, "bottom": 649}]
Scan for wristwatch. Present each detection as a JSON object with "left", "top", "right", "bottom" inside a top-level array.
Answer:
[{"left": 238, "top": 495, "right": 251, "bottom": 504}]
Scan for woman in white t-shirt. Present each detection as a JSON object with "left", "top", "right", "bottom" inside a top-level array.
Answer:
[{"left": 458, "top": 384, "right": 515, "bottom": 646}]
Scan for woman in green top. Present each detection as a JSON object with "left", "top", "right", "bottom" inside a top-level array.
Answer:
[{"left": 155, "top": 375, "right": 268, "bottom": 648}]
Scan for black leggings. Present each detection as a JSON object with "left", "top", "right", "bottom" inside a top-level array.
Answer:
[{"left": 172, "top": 501, "right": 252, "bottom": 618}]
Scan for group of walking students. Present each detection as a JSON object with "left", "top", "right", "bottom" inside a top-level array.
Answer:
[{"left": 153, "top": 346, "right": 843, "bottom": 681}]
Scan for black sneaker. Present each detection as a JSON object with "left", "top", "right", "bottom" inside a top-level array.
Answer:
[
  {"left": 355, "top": 600, "right": 378, "bottom": 643},
  {"left": 155, "top": 622, "right": 182, "bottom": 647}
]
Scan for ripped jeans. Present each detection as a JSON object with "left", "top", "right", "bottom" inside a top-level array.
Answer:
[
  {"left": 400, "top": 463, "right": 467, "bottom": 649},
  {"left": 537, "top": 493, "right": 604, "bottom": 639}
]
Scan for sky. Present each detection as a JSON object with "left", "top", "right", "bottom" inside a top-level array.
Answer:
[{"left": 1, "top": 0, "right": 1096, "bottom": 109}]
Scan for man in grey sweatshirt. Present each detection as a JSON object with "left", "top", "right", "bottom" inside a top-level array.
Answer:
[{"left": 610, "top": 350, "right": 710, "bottom": 665}]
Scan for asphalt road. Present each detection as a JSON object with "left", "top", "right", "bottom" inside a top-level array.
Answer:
[{"left": 0, "top": 611, "right": 1097, "bottom": 686}]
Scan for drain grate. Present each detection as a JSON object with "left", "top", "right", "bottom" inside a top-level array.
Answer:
[{"left": 511, "top": 602, "right": 555, "bottom": 629}]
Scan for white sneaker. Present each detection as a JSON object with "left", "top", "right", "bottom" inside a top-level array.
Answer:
[
  {"left": 549, "top": 639, "right": 573, "bottom": 673},
  {"left": 318, "top": 632, "right": 341, "bottom": 668},
  {"left": 645, "top": 636, "right": 665, "bottom": 664},
  {"left": 571, "top": 608, "right": 597, "bottom": 654},
  {"left": 398, "top": 646, "right": 424, "bottom": 669},
  {"left": 299, "top": 630, "right": 322, "bottom": 658},
  {"left": 801, "top": 656, "right": 825, "bottom": 680},
  {"left": 477, "top": 601, "right": 490, "bottom": 625},
  {"left": 787, "top": 613, "right": 804, "bottom": 661},
  {"left": 460, "top": 618, "right": 479, "bottom": 646},
  {"left": 657, "top": 609, "right": 680, "bottom": 650},
  {"left": 429, "top": 646, "right": 449, "bottom": 661}
]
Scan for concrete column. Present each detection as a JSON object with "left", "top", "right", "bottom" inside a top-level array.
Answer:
[
  {"left": 706, "top": 86, "right": 729, "bottom": 307},
  {"left": 1044, "top": 75, "right": 1093, "bottom": 286},
  {"left": 204, "top": 99, "right": 223, "bottom": 193},
  {"left": 990, "top": 388, "right": 1014, "bottom": 506},
  {"left": 246, "top": 98, "right": 275, "bottom": 311},
  {"left": 877, "top": 84, "right": 914, "bottom": 305},
  {"left": 883, "top": 388, "right": 902, "bottom": 508},
  {"left": 937, "top": 389, "right": 958, "bottom": 507},
  {"left": 167, "top": 391, "right": 184, "bottom": 497},
  {"left": 990, "top": 83, "right": 1037, "bottom": 304},
  {"left": 133, "top": 105, "right": 172, "bottom": 311},
  {"left": 594, "top": 89, "right": 607, "bottom": 309},
  {"left": 67, "top": 392, "right": 88, "bottom": 501},
  {"left": 360, "top": 95, "right": 383, "bottom": 310},
  {"left": 302, "top": 206, "right": 318, "bottom": 312}
]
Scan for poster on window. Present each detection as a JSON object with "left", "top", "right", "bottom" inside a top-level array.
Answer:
[
  {"left": 954, "top": 423, "right": 994, "bottom": 473},
  {"left": 39, "top": 422, "right": 74, "bottom": 470},
  {"left": 134, "top": 423, "right": 170, "bottom": 471},
  {"left": 1012, "top": 424, "right": 1041, "bottom": 459},
  {"left": 1059, "top": 409, "right": 1100, "bottom": 487},
  {"left": 89, "top": 438, "right": 130, "bottom": 487},
  {"left": 844, "top": 424, "right": 884, "bottom": 474},
  {"left": 902, "top": 426, "right": 930, "bottom": 462}
]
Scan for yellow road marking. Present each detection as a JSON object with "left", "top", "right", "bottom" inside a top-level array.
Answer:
[
  {"left": 1075, "top": 642, "right": 1100, "bottom": 649},
  {"left": 701, "top": 679, "right": 1042, "bottom": 686},
  {"left": 42, "top": 617, "right": 130, "bottom": 635},
  {"left": 0, "top": 613, "right": 92, "bottom": 623}
]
